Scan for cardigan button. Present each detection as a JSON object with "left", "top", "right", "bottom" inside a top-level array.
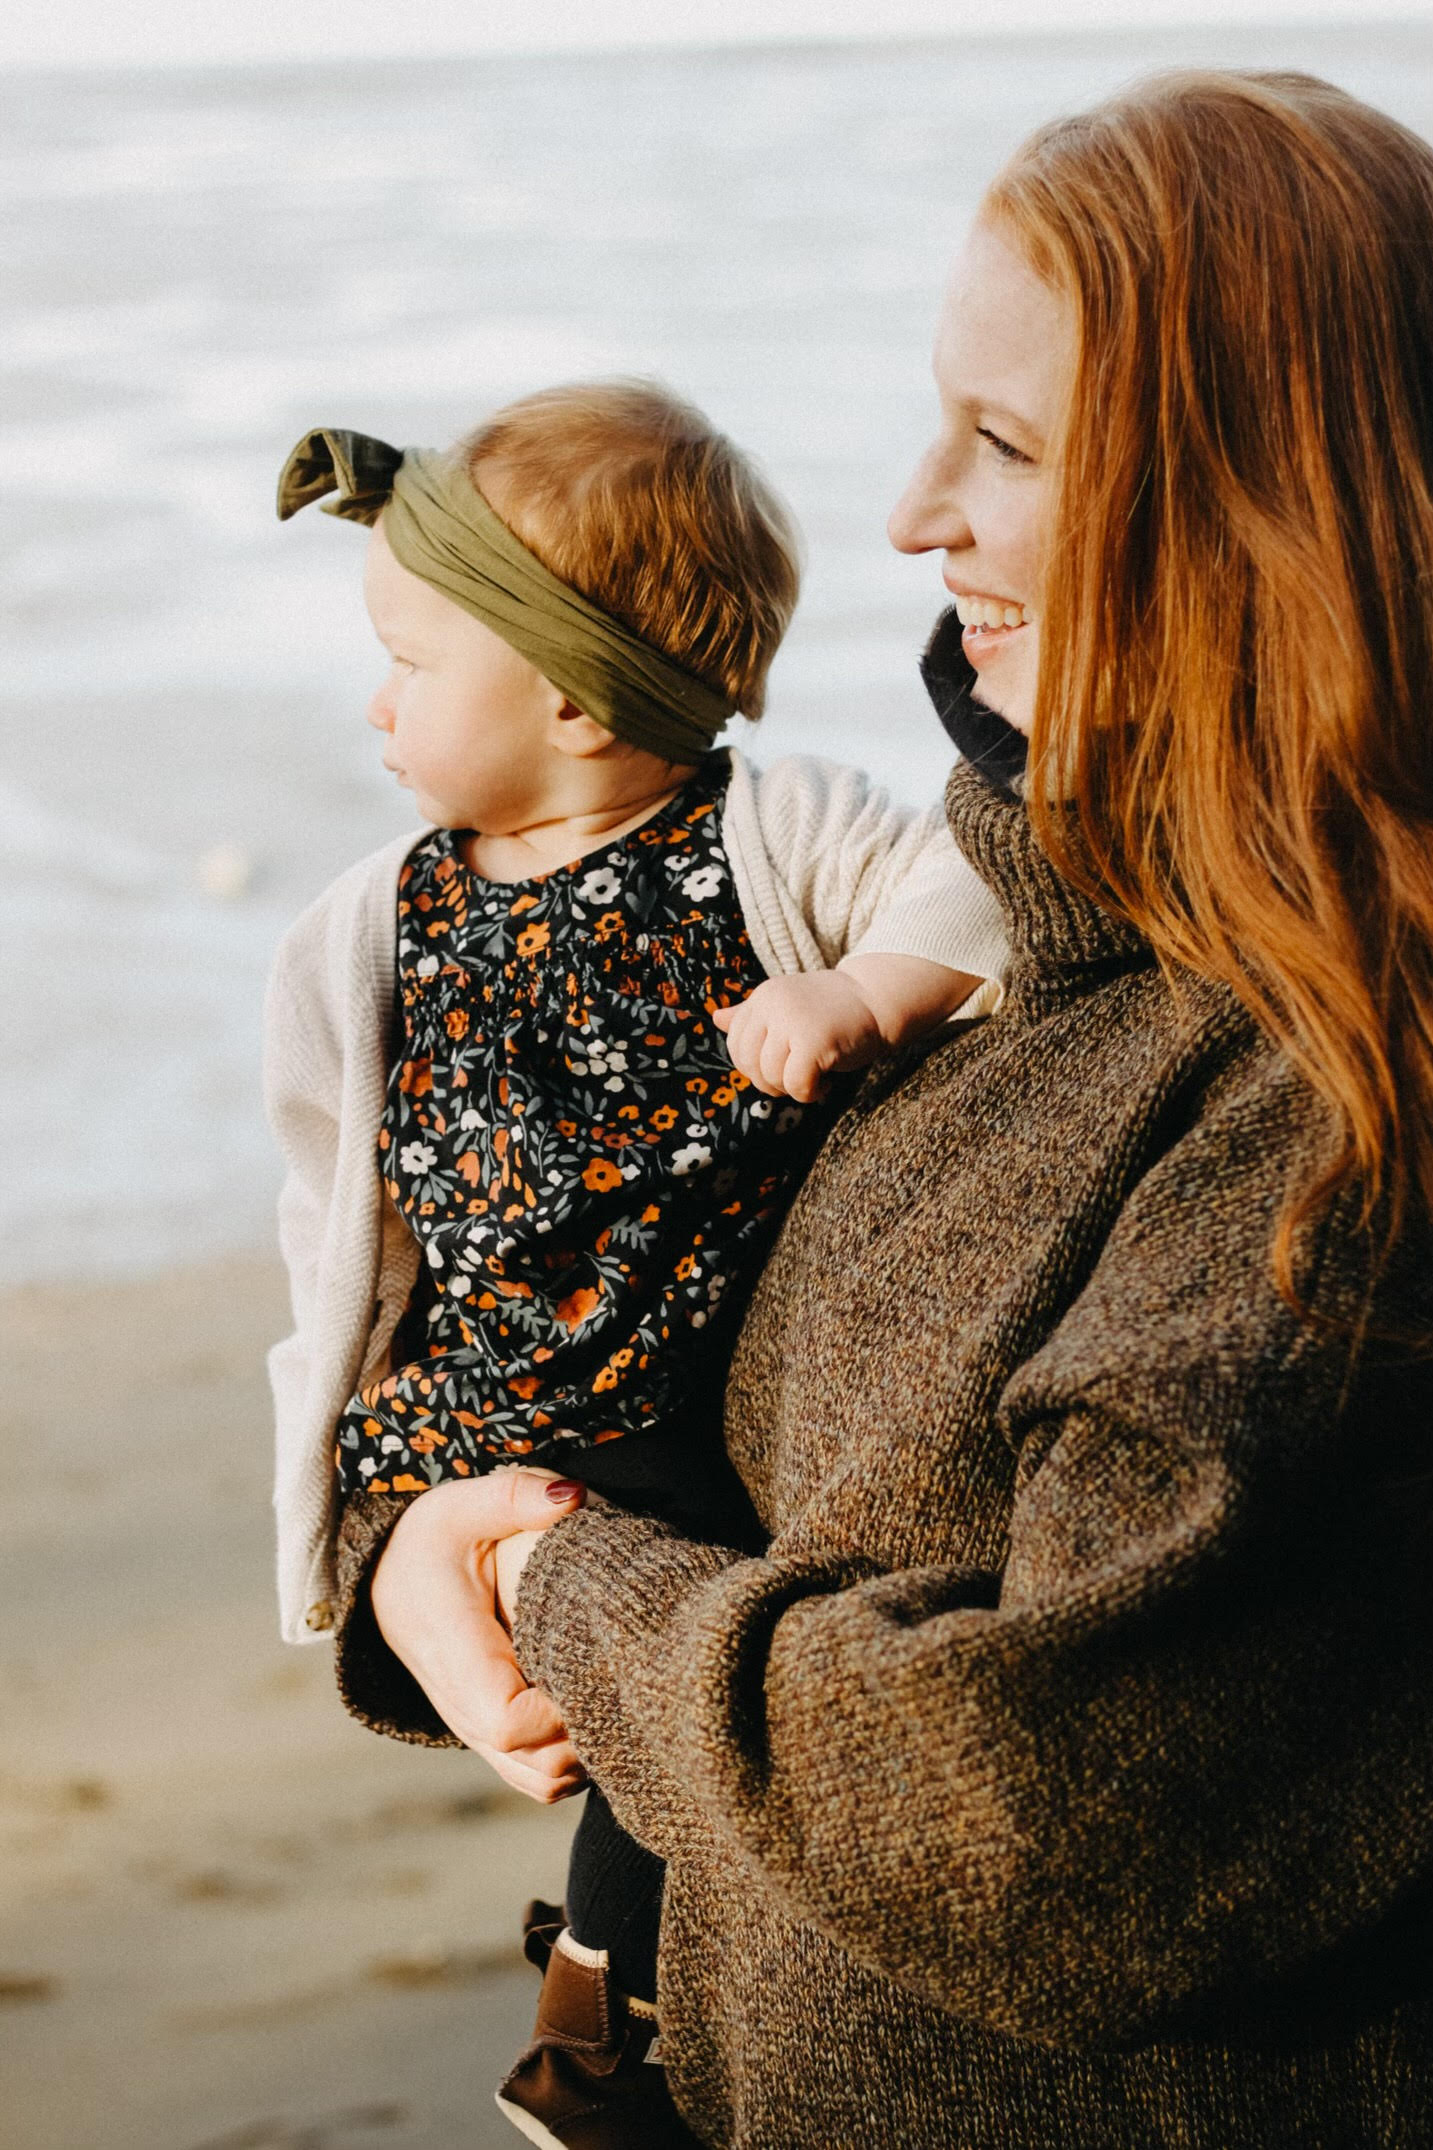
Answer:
[{"left": 305, "top": 1600, "right": 335, "bottom": 1632}]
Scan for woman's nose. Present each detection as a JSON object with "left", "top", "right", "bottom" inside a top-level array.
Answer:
[{"left": 888, "top": 445, "right": 967, "bottom": 556}]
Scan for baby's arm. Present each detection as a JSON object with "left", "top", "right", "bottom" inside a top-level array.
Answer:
[{"left": 712, "top": 953, "right": 980, "bottom": 1102}]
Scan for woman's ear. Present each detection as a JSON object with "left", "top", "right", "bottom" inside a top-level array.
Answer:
[{"left": 547, "top": 700, "right": 619, "bottom": 760}]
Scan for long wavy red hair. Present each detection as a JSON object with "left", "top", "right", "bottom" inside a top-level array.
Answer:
[{"left": 987, "top": 71, "right": 1433, "bottom": 1303}]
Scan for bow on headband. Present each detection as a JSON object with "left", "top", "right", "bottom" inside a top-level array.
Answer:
[{"left": 277, "top": 426, "right": 734, "bottom": 763}]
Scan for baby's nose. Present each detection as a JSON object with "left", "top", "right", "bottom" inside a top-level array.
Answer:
[{"left": 366, "top": 684, "right": 396, "bottom": 732}]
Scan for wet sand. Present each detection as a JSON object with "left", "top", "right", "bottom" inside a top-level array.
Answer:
[{"left": 0, "top": 1254, "right": 578, "bottom": 2150}]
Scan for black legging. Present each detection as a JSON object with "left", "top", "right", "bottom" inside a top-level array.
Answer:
[{"left": 565, "top": 1785, "right": 666, "bottom": 2002}]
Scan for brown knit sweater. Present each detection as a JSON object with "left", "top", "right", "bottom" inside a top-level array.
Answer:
[{"left": 334, "top": 761, "right": 1433, "bottom": 2149}]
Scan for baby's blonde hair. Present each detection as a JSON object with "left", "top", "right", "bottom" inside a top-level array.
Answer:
[{"left": 460, "top": 379, "right": 801, "bottom": 723}]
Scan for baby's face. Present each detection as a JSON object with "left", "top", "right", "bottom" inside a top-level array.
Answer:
[{"left": 362, "top": 518, "right": 561, "bottom": 831}]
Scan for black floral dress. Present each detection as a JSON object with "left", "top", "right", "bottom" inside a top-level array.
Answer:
[{"left": 335, "top": 754, "right": 833, "bottom": 1500}]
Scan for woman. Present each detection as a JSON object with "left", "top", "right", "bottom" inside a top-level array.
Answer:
[{"left": 335, "top": 71, "right": 1433, "bottom": 2147}]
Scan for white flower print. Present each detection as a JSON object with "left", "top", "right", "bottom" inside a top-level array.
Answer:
[
  {"left": 683, "top": 864, "right": 723, "bottom": 901},
  {"left": 380, "top": 1434, "right": 404, "bottom": 1454},
  {"left": 400, "top": 1140, "right": 438, "bottom": 1175},
  {"left": 459, "top": 1108, "right": 483, "bottom": 1131},
  {"left": 671, "top": 1142, "right": 712, "bottom": 1176},
  {"left": 577, "top": 867, "right": 622, "bottom": 906},
  {"left": 416, "top": 953, "right": 440, "bottom": 978},
  {"left": 749, "top": 1098, "right": 773, "bottom": 1119},
  {"left": 585, "top": 1038, "right": 629, "bottom": 1076}
]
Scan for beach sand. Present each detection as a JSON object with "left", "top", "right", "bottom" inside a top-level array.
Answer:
[{"left": 0, "top": 1253, "right": 578, "bottom": 2150}]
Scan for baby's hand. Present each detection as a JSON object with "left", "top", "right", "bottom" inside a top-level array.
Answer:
[
  {"left": 712, "top": 971, "right": 884, "bottom": 1102},
  {"left": 712, "top": 954, "right": 984, "bottom": 1103}
]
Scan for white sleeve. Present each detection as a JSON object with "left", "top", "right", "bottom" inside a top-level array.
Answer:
[
  {"left": 262, "top": 915, "right": 344, "bottom": 1477},
  {"left": 748, "top": 755, "right": 1010, "bottom": 980}
]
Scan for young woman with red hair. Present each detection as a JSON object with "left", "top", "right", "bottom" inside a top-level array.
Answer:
[{"left": 336, "top": 71, "right": 1433, "bottom": 2147}]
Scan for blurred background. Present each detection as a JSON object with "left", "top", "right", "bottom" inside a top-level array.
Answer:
[{"left": 2, "top": 4, "right": 1430, "bottom": 2145}]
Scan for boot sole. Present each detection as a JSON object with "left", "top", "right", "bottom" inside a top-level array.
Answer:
[{"left": 494, "top": 2088, "right": 569, "bottom": 2149}]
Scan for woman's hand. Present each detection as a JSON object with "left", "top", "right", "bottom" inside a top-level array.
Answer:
[
  {"left": 369, "top": 1468, "right": 587, "bottom": 1804},
  {"left": 494, "top": 1525, "right": 545, "bottom": 1632}
]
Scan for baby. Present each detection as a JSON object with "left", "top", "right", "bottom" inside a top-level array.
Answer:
[{"left": 266, "top": 381, "right": 1008, "bottom": 2148}]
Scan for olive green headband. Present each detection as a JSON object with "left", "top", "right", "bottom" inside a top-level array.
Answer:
[{"left": 277, "top": 427, "right": 733, "bottom": 762}]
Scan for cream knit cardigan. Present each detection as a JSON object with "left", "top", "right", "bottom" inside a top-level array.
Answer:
[{"left": 264, "top": 750, "right": 1008, "bottom": 1643}]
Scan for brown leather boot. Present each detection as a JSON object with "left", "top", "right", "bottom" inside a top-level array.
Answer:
[{"left": 495, "top": 1914, "right": 703, "bottom": 2148}]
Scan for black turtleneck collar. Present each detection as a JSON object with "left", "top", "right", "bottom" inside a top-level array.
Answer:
[
  {"left": 918, "top": 604, "right": 1151, "bottom": 987},
  {"left": 919, "top": 605, "right": 1029, "bottom": 798}
]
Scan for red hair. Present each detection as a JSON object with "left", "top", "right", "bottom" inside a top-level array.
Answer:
[{"left": 987, "top": 71, "right": 1433, "bottom": 1302}]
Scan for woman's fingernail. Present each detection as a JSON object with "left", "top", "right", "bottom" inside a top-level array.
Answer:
[{"left": 544, "top": 1479, "right": 584, "bottom": 1503}]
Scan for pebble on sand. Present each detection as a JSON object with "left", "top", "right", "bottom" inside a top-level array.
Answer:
[{"left": 195, "top": 842, "right": 256, "bottom": 900}]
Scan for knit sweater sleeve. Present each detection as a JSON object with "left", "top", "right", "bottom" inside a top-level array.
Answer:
[
  {"left": 744, "top": 754, "right": 1010, "bottom": 979},
  {"left": 513, "top": 1058, "right": 1433, "bottom": 2049}
]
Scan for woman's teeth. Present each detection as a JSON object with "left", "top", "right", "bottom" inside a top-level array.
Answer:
[{"left": 954, "top": 593, "right": 1031, "bottom": 631}]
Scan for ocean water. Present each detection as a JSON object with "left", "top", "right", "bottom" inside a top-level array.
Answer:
[{"left": 3, "top": 22, "right": 1431, "bottom": 1284}]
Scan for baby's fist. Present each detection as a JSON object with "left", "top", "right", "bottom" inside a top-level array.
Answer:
[{"left": 712, "top": 971, "right": 883, "bottom": 1101}]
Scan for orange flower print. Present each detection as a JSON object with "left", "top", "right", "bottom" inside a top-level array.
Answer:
[
  {"left": 556, "top": 1285, "right": 601, "bottom": 1329},
  {"left": 336, "top": 767, "right": 822, "bottom": 1505}
]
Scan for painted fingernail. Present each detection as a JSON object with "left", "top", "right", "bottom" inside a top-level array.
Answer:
[{"left": 544, "top": 1479, "right": 584, "bottom": 1503}]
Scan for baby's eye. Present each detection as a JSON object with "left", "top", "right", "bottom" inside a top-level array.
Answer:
[{"left": 977, "top": 426, "right": 1032, "bottom": 466}]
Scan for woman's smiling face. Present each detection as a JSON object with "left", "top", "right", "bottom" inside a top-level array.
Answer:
[{"left": 888, "top": 218, "right": 1072, "bottom": 738}]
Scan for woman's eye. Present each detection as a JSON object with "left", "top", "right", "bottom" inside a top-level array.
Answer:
[{"left": 977, "top": 426, "right": 1031, "bottom": 466}]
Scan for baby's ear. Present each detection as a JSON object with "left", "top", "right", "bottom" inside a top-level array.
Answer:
[{"left": 547, "top": 701, "right": 614, "bottom": 759}]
